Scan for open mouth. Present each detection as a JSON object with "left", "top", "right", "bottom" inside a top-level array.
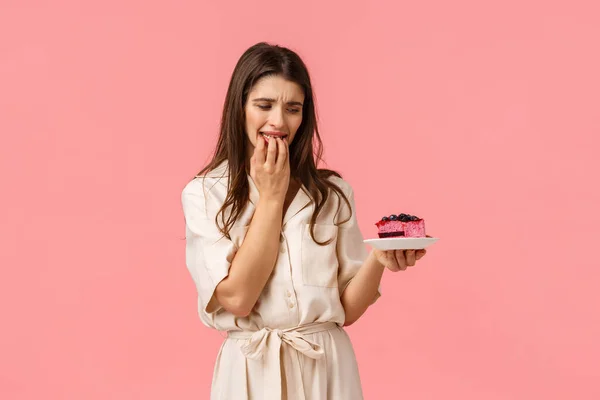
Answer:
[{"left": 259, "top": 132, "right": 289, "bottom": 141}]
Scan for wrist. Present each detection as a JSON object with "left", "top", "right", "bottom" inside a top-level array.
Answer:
[
  {"left": 368, "top": 249, "right": 386, "bottom": 271},
  {"left": 257, "top": 196, "right": 284, "bottom": 208}
]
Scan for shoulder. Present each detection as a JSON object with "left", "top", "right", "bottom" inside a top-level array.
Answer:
[
  {"left": 181, "top": 160, "right": 230, "bottom": 217},
  {"left": 325, "top": 174, "right": 355, "bottom": 198},
  {"left": 182, "top": 160, "right": 229, "bottom": 199},
  {"left": 322, "top": 174, "right": 359, "bottom": 224}
]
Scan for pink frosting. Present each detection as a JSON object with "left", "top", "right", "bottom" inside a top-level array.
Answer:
[{"left": 375, "top": 219, "right": 426, "bottom": 237}]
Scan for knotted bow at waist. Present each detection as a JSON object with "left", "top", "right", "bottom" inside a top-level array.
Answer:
[{"left": 227, "top": 321, "right": 338, "bottom": 400}]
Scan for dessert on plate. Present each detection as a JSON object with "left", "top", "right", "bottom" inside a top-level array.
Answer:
[{"left": 375, "top": 213, "right": 425, "bottom": 238}]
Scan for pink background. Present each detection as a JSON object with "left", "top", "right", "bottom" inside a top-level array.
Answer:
[{"left": 1, "top": 0, "right": 599, "bottom": 399}]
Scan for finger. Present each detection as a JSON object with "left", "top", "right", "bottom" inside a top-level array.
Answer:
[
  {"left": 385, "top": 251, "right": 400, "bottom": 272},
  {"left": 379, "top": 251, "right": 396, "bottom": 272},
  {"left": 394, "top": 250, "right": 407, "bottom": 271},
  {"left": 265, "top": 136, "right": 277, "bottom": 166},
  {"left": 283, "top": 137, "right": 291, "bottom": 171},
  {"left": 405, "top": 250, "right": 416, "bottom": 266},
  {"left": 255, "top": 134, "right": 266, "bottom": 164},
  {"left": 416, "top": 249, "right": 427, "bottom": 260},
  {"left": 275, "top": 137, "right": 287, "bottom": 170}
]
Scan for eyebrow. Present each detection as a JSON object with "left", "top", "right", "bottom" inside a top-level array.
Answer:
[{"left": 251, "top": 97, "right": 304, "bottom": 107}]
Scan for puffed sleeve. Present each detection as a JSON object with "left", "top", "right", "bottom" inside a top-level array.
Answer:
[
  {"left": 336, "top": 184, "right": 382, "bottom": 304},
  {"left": 181, "top": 178, "right": 236, "bottom": 314}
]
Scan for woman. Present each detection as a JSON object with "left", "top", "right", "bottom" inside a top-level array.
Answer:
[{"left": 181, "top": 42, "right": 427, "bottom": 399}]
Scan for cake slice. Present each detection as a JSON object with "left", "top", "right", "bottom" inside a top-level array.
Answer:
[{"left": 375, "top": 213, "right": 426, "bottom": 238}]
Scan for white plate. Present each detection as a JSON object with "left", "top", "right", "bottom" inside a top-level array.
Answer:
[{"left": 364, "top": 237, "right": 439, "bottom": 250}]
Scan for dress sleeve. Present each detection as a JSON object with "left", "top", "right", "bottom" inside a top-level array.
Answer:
[
  {"left": 336, "top": 184, "right": 382, "bottom": 304},
  {"left": 181, "top": 179, "right": 237, "bottom": 314}
]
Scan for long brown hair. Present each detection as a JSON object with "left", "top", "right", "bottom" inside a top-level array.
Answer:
[{"left": 195, "top": 42, "right": 351, "bottom": 245}]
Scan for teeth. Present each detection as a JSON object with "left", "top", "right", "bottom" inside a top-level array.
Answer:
[{"left": 260, "top": 133, "right": 286, "bottom": 139}]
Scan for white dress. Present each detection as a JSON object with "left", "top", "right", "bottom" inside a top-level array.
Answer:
[{"left": 181, "top": 160, "right": 381, "bottom": 400}]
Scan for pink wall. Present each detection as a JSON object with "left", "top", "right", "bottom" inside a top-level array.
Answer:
[{"left": 1, "top": 1, "right": 599, "bottom": 399}]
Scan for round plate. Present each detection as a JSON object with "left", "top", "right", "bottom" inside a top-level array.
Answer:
[{"left": 363, "top": 237, "right": 439, "bottom": 250}]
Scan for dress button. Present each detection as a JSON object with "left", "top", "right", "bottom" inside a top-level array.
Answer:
[
  {"left": 286, "top": 290, "right": 292, "bottom": 298},
  {"left": 288, "top": 303, "right": 295, "bottom": 309},
  {"left": 280, "top": 246, "right": 286, "bottom": 254}
]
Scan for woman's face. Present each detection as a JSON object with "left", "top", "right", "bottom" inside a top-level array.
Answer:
[{"left": 244, "top": 75, "right": 305, "bottom": 157}]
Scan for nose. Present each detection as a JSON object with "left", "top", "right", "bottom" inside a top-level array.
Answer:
[{"left": 268, "top": 107, "right": 285, "bottom": 129}]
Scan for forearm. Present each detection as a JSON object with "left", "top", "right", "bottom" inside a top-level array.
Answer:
[
  {"left": 215, "top": 198, "right": 282, "bottom": 315},
  {"left": 341, "top": 250, "right": 385, "bottom": 326}
]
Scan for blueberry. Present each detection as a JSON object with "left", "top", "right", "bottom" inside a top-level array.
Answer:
[
  {"left": 399, "top": 213, "right": 407, "bottom": 218},
  {"left": 381, "top": 216, "right": 389, "bottom": 221},
  {"left": 389, "top": 214, "right": 398, "bottom": 221}
]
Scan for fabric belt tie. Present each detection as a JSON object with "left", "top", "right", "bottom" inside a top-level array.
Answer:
[{"left": 227, "top": 321, "right": 338, "bottom": 400}]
